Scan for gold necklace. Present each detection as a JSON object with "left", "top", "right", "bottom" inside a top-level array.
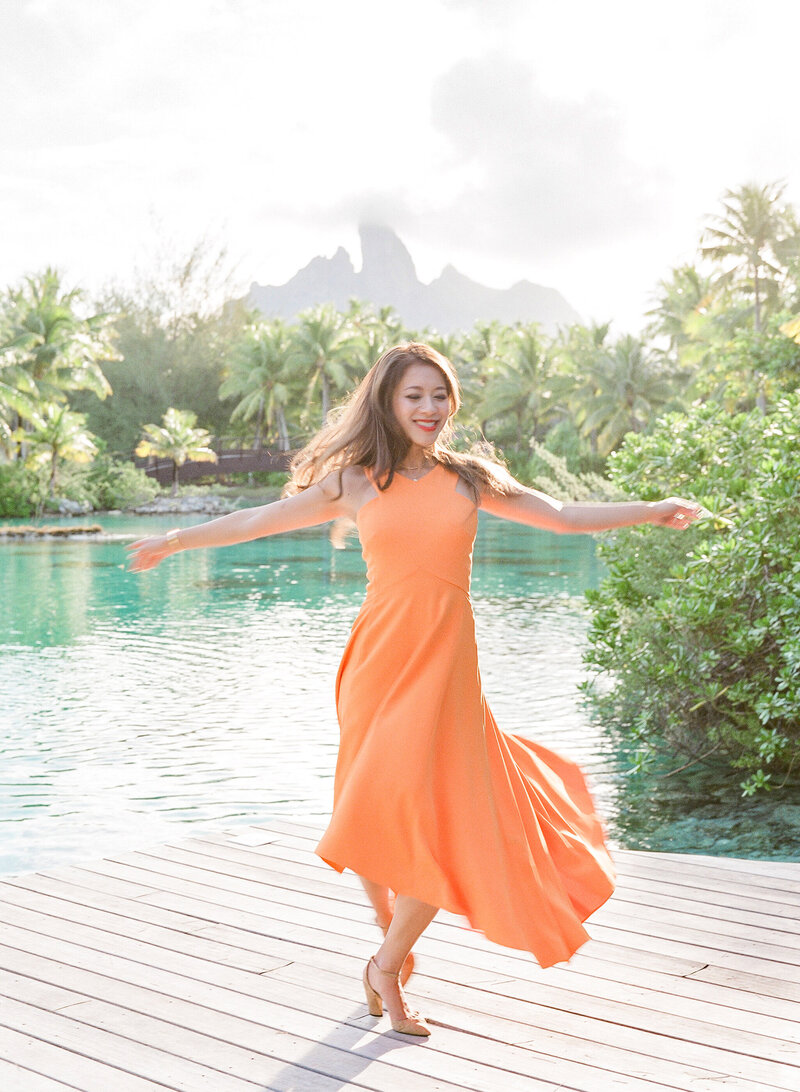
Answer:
[{"left": 398, "top": 459, "right": 436, "bottom": 481}]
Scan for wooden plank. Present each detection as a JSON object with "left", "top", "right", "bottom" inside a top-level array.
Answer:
[
  {"left": 18, "top": 847, "right": 798, "bottom": 1009},
  {"left": 1, "top": 892, "right": 797, "bottom": 1091},
  {"left": 257, "top": 820, "right": 800, "bottom": 891},
  {"left": 614, "top": 856, "right": 800, "bottom": 904},
  {"left": 0, "top": 965, "right": 742, "bottom": 1092},
  {"left": 14, "top": 853, "right": 800, "bottom": 1031},
  {"left": 626, "top": 849, "right": 800, "bottom": 880},
  {"left": 3, "top": 884, "right": 798, "bottom": 1054},
  {"left": 0, "top": 1056, "right": 77, "bottom": 1092},
  {"left": 206, "top": 829, "right": 800, "bottom": 952},
  {"left": 607, "top": 870, "right": 800, "bottom": 922},
  {"left": 3, "top": 826, "right": 799, "bottom": 1092},
  {"left": 0, "top": 997, "right": 265, "bottom": 1092},
  {"left": 211, "top": 832, "right": 800, "bottom": 946},
  {"left": 3, "top": 988, "right": 489, "bottom": 1092},
  {"left": 593, "top": 897, "right": 800, "bottom": 951},
  {"left": 222, "top": 827, "right": 800, "bottom": 919},
  {"left": 168, "top": 837, "right": 800, "bottom": 945},
  {"left": 145, "top": 840, "right": 800, "bottom": 954},
  {"left": 192, "top": 919, "right": 800, "bottom": 1021},
  {"left": 9, "top": 869, "right": 797, "bottom": 1040},
  {"left": 10, "top": 857, "right": 716, "bottom": 996},
  {"left": 59, "top": 855, "right": 713, "bottom": 980},
  {"left": 87, "top": 850, "right": 800, "bottom": 982},
  {"left": 0, "top": 886, "right": 293, "bottom": 976},
  {"left": 0, "top": 1022, "right": 186, "bottom": 1092},
  {"left": 0, "top": 968, "right": 558, "bottom": 1092},
  {"left": 0, "top": 940, "right": 650, "bottom": 1092},
  {"left": 264, "top": 960, "right": 800, "bottom": 1089}
]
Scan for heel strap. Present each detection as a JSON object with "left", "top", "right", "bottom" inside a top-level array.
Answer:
[{"left": 370, "top": 955, "right": 401, "bottom": 979}]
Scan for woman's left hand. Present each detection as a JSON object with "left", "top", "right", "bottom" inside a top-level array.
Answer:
[{"left": 650, "top": 497, "right": 705, "bottom": 529}]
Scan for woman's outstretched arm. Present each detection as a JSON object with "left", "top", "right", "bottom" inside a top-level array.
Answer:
[
  {"left": 127, "top": 472, "right": 361, "bottom": 572},
  {"left": 480, "top": 486, "right": 703, "bottom": 534}
]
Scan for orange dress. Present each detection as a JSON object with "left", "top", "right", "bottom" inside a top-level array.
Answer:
[{"left": 315, "top": 464, "right": 615, "bottom": 967}]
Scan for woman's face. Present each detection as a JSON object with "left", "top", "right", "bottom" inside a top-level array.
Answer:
[{"left": 391, "top": 362, "right": 451, "bottom": 449}]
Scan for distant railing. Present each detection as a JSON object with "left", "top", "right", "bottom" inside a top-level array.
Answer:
[{"left": 135, "top": 447, "right": 294, "bottom": 487}]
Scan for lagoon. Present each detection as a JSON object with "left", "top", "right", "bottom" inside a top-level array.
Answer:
[{"left": 2, "top": 512, "right": 798, "bottom": 874}]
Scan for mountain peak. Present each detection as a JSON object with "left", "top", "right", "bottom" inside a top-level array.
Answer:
[
  {"left": 358, "top": 224, "right": 418, "bottom": 294},
  {"left": 248, "top": 227, "right": 580, "bottom": 332}
]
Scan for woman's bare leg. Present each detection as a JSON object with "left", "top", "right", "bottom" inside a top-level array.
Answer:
[
  {"left": 358, "top": 875, "right": 394, "bottom": 930},
  {"left": 368, "top": 893, "right": 438, "bottom": 1024},
  {"left": 358, "top": 875, "right": 417, "bottom": 985}
]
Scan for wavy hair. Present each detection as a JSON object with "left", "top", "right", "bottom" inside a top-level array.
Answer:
[{"left": 286, "top": 342, "right": 524, "bottom": 502}]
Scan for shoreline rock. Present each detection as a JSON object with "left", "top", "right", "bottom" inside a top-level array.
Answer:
[
  {"left": 130, "top": 494, "right": 248, "bottom": 516},
  {"left": 0, "top": 523, "right": 103, "bottom": 536},
  {"left": 2, "top": 493, "right": 276, "bottom": 540}
]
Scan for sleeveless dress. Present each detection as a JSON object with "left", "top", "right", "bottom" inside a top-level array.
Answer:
[{"left": 315, "top": 464, "right": 615, "bottom": 967}]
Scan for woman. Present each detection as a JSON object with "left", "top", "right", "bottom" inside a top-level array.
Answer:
[{"left": 129, "top": 342, "right": 702, "bottom": 1038}]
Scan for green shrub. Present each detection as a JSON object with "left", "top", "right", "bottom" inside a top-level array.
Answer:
[
  {"left": 85, "top": 455, "right": 159, "bottom": 509},
  {"left": 38, "top": 455, "right": 159, "bottom": 511},
  {"left": 222, "top": 470, "right": 291, "bottom": 487},
  {"left": 44, "top": 462, "right": 99, "bottom": 511},
  {"left": 583, "top": 396, "right": 800, "bottom": 795},
  {"left": 526, "top": 442, "right": 620, "bottom": 502},
  {"left": 0, "top": 462, "right": 45, "bottom": 517}
]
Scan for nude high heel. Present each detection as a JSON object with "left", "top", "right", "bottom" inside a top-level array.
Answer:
[{"left": 363, "top": 956, "right": 431, "bottom": 1037}]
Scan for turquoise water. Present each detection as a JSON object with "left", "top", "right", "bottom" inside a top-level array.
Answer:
[{"left": 2, "top": 512, "right": 798, "bottom": 873}]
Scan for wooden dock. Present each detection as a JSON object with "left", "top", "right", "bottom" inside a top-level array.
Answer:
[{"left": 0, "top": 820, "right": 798, "bottom": 1092}]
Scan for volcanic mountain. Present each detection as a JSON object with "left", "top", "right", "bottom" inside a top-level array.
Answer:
[{"left": 247, "top": 225, "right": 579, "bottom": 333}]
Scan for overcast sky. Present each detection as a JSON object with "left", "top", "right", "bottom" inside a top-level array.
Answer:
[{"left": 3, "top": 0, "right": 800, "bottom": 331}]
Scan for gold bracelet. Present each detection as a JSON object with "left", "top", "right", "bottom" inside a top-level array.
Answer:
[{"left": 165, "top": 528, "right": 183, "bottom": 551}]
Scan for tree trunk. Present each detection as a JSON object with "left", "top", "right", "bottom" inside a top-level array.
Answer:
[
  {"left": 253, "top": 400, "right": 264, "bottom": 451},
  {"left": 277, "top": 407, "right": 290, "bottom": 451},
  {"left": 171, "top": 462, "right": 179, "bottom": 497},
  {"left": 48, "top": 452, "right": 58, "bottom": 498},
  {"left": 753, "top": 268, "right": 762, "bottom": 333},
  {"left": 756, "top": 376, "right": 767, "bottom": 415},
  {"left": 321, "top": 371, "right": 331, "bottom": 422}
]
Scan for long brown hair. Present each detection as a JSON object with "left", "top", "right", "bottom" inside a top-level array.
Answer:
[{"left": 286, "top": 342, "right": 523, "bottom": 501}]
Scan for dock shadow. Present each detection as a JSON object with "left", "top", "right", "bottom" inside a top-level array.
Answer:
[{"left": 258, "top": 1001, "right": 430, "bottom": 1091}]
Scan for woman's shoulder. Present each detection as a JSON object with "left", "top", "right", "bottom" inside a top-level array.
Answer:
[{"left": 318, "top": 465, "right": 373, "bottom": 506}]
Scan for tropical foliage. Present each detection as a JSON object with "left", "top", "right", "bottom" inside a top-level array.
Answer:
[
  {"left": 584, "top": 396, "right": 800, "bottom": 796},
  {"left": 135, "top": 408, "right": 218, "bottom": 496},
  {"left": 19, "top": 404, "right": 98, "bottom": 497}
]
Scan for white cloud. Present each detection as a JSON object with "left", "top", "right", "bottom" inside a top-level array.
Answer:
[
  {"left": 2, "top": 0, "right": 800, "bottom": 329},
  {"left": 427, "top": 53, "right": 666, "bottom": 260}
]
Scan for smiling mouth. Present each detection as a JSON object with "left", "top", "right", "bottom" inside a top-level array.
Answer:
[{"left": 414, "top": 420, "right": 440, "bottom": 430}]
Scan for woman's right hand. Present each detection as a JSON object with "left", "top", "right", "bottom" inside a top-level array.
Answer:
[{"left": 127, "top": 534, "right": 178, "bottom": 573}]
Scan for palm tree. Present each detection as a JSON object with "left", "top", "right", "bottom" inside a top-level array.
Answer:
[
  {"left": 346, "top": 300, "right": 406, "bottom": 381},
  {"left": 645, "top": 265, "right": 716, "bottom": 356},
  {"left": 5, "top": 269, "right": 115, "bottom": 405},
  {"left": 135, "top": 408, "right": 217, "bottom": 496},
  {"left": 700, "top": 182, "right": 800, "bottom": 333},
  {"left": 478, "top": 324, "right": 555, "bottom": 447},
  {"left": 575, "top": 335, "right": 675, "bottom": 456},
  {"left": 0, "top": 344, "right": 39, "bottom": 455},
  {"left": 459, "top": 321, "right": 512, "bottom": 427},
  {"left": 289, "top": 304, "right": 359, "bottom": 424},
  {"left": 548, "top": 321, "right": 612, "bottom": 453},
  {"left": 423, "top": 331, "right": 463, "bottom": 362},
  {"left": 220, "top": 320, "right": 293, "bottom": 450},
  {"left": 20, "top": 404, "right": 98, "bottom": 497}
]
